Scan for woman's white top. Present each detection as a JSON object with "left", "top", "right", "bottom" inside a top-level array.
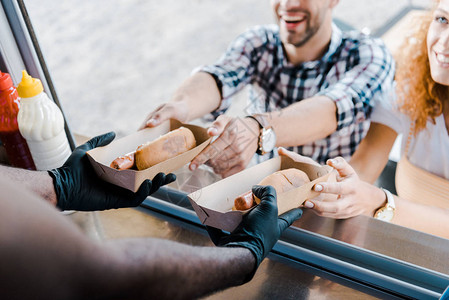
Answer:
[{"left": 371, "top": 96, "right": 449, "bottom": 180}]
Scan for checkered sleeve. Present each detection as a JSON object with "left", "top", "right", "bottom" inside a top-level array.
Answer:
[
  {"left": 317, "top": 37, "right": 395, "bottom": 133},
  {"left": 197, "top": 26, "right": 268, "bottom": 118}
]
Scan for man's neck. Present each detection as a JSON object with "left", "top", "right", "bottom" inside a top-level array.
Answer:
[{"left": 283, "top": 21, "right": 333, "bottom": 65}]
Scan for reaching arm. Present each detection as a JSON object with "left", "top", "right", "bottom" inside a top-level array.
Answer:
[
  {"left": 0, "top": 176, "right": 255, "bottom": 300},
  {"left": 106, "top": 239, "right": 254, "bottom": 300},
  {"left": 189, "top": 38, "right": 395, "bottom": 176},
  {"left": 188, "top": 96, "right": 337, "bottom": 177},
  {"left": 0, "top": 179, "right": 301, "bottom": 299},
  {"left": 0, "top": 133, "right": 175, "bottom": 211},
  {"left": 310, "top": 157, "right": 449, "bottom": 239},
  {"left": 261, "top": 35, "right": 395, "bottom": 149},
  {"left": 141, "top": 72, "right": 222, "bottom": 128},
  {"left": 142, "top": 27, "right": 272, "bottom": 129},
  {"left": 0, "top": 163, "right": 57, "bottom": 204},
  {"left": 265, "top": 95, "right": 337, "bottom": 147}
]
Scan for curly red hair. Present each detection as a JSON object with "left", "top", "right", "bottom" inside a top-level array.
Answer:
[{"left": 396, "top": 2, "right": 446, "bottom": 135}]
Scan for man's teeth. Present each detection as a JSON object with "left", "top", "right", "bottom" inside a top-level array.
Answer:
[
  {"left": 282, "top": 15, "right": 305, "bottom": 22},
  {"left": 436, "top": 53, "right": 449, "bottom": 64}
]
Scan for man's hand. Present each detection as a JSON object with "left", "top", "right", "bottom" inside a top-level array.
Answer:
[
  {"left": 190, "top": 116, "right": 260, "bottom": 178},
  {"left": 139, "top": 102, "right": 188, "bottom": 129},
  {"left": 48, "top": 132, "right": 176, "bottom": 211},
  {"left": 139, "top": 72, "right": 222, "bottom": 130},
  {"left": 206, "top": 185, "right": 302, "bottom": 279}
]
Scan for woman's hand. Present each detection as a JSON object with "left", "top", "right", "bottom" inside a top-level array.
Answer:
[
  {"left": 305, "top": 156, "right": 386, "bottom": 219},
  {"left": 277, "top": 147, "right": 338, "bottom": 205}
]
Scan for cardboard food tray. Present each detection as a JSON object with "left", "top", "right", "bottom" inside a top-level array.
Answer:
[
  {"left": 188, "top": 155, "right": 336, "bottom": 232},
  {"left": 87, "top": 119, "right": 211, "bottom": 192}
]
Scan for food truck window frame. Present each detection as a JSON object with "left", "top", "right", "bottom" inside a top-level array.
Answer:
[
  {"left": 1, "top": 0, "right": 448, "bottom": 298},
  {"left": 0, "top": 0, "right": 75, "bottom": 150}
]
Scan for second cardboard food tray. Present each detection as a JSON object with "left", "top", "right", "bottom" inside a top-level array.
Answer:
[
  {"left": 86, "top": 119, "right": 212, "bottom": 192},
  {"left": 188, "top": 155, "right": 336, "bottom": 232}
]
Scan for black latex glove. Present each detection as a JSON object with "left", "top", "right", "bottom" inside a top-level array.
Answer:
[
  {"left": 206, "top": 185, "right": 302, "bottom": 280},
  {"left": 48, "top": 132, "right": 176, "bottom": 211}
]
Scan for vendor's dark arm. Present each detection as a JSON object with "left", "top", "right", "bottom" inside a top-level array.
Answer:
[
  {"left": 0, "top": 177, "right": 255, "bottom": 300},
  {"left": 0, "top": 132, "right": 176, "bottom": 211},
  {"left": 0, "top": 164, "right": 57, "bottom": 205}
]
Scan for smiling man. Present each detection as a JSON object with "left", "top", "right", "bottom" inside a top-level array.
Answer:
[{"left": 142, "top": 0, "right": 395, "bottom": 178}]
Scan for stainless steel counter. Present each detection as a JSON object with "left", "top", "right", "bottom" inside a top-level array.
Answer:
[
  {"left": 140, "top": 165, "right": 449, "bottom": 299},
  {"left": 70, "top": 207, "right": 384, "bottom": 299},
  {"left": 295, "top": 210, "right": 449, "bottom": 275},
  {"left": 65, "top": 147, "right": 449, "bottom": 299},
  {"left": 166, "top": 165, "right": 449, "bottom": 273}
]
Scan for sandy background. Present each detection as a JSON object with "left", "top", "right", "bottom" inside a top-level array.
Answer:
[{"left": 22, "top": 0, "right": 430, "bottom": 139}]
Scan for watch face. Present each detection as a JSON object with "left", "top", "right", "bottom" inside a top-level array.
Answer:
[
  {"left": 375, "top": 207, "right": 394, "bottom": 222},
  {"left": 261, "top": 128, "right": 276, "bottom": 153}
]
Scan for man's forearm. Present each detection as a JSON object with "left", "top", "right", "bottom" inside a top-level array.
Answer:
[
  {"left": 261, "top": 96, "right": 337, "bottom": 147},
  {"left": 0, "top": 164, "right": 57, "bottom": 205},
  {"left": 106, "top": 238, "right": 255, "bottom": 299},
  {"left": 171, "top": 71, "right": 222, "bottom": 122},
  {"left": 0, "top": 176, "right": 255, "bottom": 300}
]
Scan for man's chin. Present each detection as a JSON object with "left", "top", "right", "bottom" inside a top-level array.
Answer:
[
  {"left": 279, "top": 31, "right": 309, "bottom": 47},
  {"left": 288, "top": 31, "right": 318, "bottom": 48},
  {"left": 285, "top": 37, "right": 309, "bottom": 48}
]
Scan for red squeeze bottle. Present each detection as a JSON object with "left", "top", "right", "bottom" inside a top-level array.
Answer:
[{"left": 0, "top": 71, "right": 36, "bottom": 170}]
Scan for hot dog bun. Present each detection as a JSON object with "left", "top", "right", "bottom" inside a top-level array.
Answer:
[
  {"left": 135, "top": 127, "right": 196, "bottom": 170},
  {"left": 233, "top": 168, "right": 310, "bottom": 211}
]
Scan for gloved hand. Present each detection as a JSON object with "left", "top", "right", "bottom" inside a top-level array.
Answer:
[
  {"left": 206, "top": 185, "right": 302, "bottom": 280},
  {"left": 48, "top": 132, "right": 176, "bottom": 211}
]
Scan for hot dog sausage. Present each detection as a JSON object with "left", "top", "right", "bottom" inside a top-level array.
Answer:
[
  {"left": 110, "top": 152, "right": 135, "bottom": 170},
  {"left": 232, "top": 191, "right": 255, "bottom": 211}
]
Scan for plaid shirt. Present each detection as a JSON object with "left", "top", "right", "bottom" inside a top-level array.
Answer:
[{"left": 199, "top": 24, "right": 395, "bottom": 164}]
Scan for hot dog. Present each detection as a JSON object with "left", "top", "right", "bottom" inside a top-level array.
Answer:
[
  {"left": 135, "top": 127, "right": 196, "bottom": 170},
  {"left": 232, "top": 168, "right": 310, "bottom": 211},
  {"left": 110, "top": 127, "right": 196, "bottom": 171},
  {"left": 110, "top": 152, "right": 135, "bottom": 170}
]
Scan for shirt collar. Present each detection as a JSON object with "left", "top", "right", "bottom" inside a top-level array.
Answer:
[{"left": 323, "top": 22, "right": 343, "bottom": 61}]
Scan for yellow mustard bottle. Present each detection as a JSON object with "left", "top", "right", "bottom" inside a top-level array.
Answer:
[{"left": 17, "top": 70, "right": 71, "bottom": 170}]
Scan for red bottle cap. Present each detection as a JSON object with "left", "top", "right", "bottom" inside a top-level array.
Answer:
[{"left": 0, "top": 71, "right": 13, "bottom": 91}]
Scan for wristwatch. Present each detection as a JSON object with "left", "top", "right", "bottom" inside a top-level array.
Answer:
[
  {"left": 245, "top": 114, "right": 277, "bottom": 155},
  {"left": 374, "top": 188, "right": 395, "bottom": 222}
]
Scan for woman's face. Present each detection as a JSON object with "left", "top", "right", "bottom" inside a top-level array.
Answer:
[{"left": 428, "top": 0, "right": 449, "bottom": 85}]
